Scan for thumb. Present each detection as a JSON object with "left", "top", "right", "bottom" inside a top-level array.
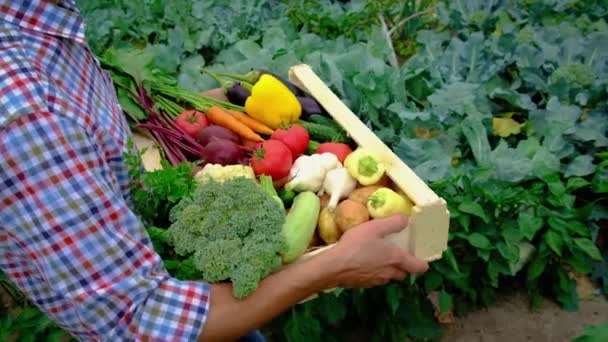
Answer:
[{"left": 366, "top": 214, "right": 409, "bottom": 237}]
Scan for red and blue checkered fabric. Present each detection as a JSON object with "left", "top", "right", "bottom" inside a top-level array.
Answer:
[{"left": 0, "top": 1, "right": 210, "bottom": 341}]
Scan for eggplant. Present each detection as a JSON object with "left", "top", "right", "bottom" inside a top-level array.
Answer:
[
  {"left": 206, "top": 68, "right": 329, "bottom": 118},
  {"left": 214, "top": 69, "right": 306, "bottom": 97},
  {"left": 203, "top": 69, "right": 252, "bottom": 106},
  {"left": 297, "top": 96, "right": 326, "bottom": 119},
  {"left": 226, "top": 84, "right": 251, "bottom": 106}
]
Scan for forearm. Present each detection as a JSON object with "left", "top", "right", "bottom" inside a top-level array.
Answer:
[{"left": 197, "top": 250, "right": 339, "bottom": 342}]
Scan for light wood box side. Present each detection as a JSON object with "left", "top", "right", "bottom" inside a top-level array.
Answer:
[{"left": 287, "top": 64, "right": 450, "bottom": 262}]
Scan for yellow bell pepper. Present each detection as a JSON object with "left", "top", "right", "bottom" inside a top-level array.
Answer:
[
  {"left": 244, "top": 74, "right": 302, "bottom": 129},
  {"left": 367, "top": 187, "right": 414, "bottom": 218}
]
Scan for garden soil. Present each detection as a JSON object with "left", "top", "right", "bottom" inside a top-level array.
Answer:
[{"left": 437, "top": 291, "right": 607, "bottom": 342}]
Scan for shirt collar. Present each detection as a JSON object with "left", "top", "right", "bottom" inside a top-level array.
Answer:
[{"left": 0, "top": 0, "right": 87, "bottom": 44}]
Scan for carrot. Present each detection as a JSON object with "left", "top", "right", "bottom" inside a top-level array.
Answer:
[
  {"left": 227, "top": 110, "right": 274, "bottom": 135},
  {"left": 206, "top": 106, "right": 264, "bottom": 142},
  {"left": 242, "top": 138, "right": 262, "bottom": 148}
]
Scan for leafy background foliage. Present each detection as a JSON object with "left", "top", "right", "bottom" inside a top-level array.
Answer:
[{"left": 2, "top": 0, "right": 607, "bottom": 341}]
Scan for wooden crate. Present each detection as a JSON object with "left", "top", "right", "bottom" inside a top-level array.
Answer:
[
  {"left": 288, "top": 64, "right": 450, "bottom": 264},
  {"left": 133, "top": 64, "right": 450, "bottom": 302}
]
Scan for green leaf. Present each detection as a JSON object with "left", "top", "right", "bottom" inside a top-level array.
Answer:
[
  {"left": 574, "top": 238, "right": 603, "bottom": 261},
  {"left": 438, "top": 290, "right": 453, "bottom": 313},
  {"left": 502, "top": 226, "right": 524, "bottom": 244},
  {"left": 518, "top": 208, "right": 544, "bottom": 240},
  {"left": 443, "top": 248, "right": 461, "bottom": 273},
  {"left": 387, "top": 102, "right": 432, "bottom": 121},
  {"left": 385, "top": 283, "right": 403, "bottom": 315},
  {"left": 458, "top": 200, "right": 490, "bottom": 223},
  {"left": 548, "top": 217, "right": 570, "bottom": 233},
  {"left": 568, "top": 252, "right": 593, "bottom": 274},
  {"left": 593, "top": 159, "right": 608, "bottom": 193},
  {"left": 497, "top": 241, "right": 520, "bottom": 263},
  {"left": 466, "top": 233, "right": 492, "bottom": 249},
  {"left": 176, "top": 54, "right": 207, "bottom": 91},
  {"left": 489, "top": 139, "right": 534, "bottom": 182},
  {"left": 564, "top": 155, "right": 596, "bottom": 177},
  {"left": 489, "top": 86, "right": 537, "bottom": 110},
  {"left": 314, "top": 292, "right": 347, "bottom": 325},
  {"left": 510, "top": 242, "right": 536, "bottom": 275},
  {"left": 284, "top": 306, "right": 322, "bottom": 342},
  {"left": 526, "top": 255, "right": 547, "bottom": 283},
  {"left": 434, "top": 30, "right": 501, "bottom": 84},
  {"left": 424, "top": 271, "right": 443, "bottom": 292},
  {"left": 461, "top": 116, "right": 492, "bottom": 166},
  {"left": 529, "top": 97, "right": 581, "bottom": 157},
  {"left": 100, "top": 46, "right": 157, "bottom": 83},
  {"left": 543, "top": 173, "right": 566, "bottom": 197},
  {"left": 565, "top": 221, "right": 590, "bottom": 237},
  {"left": 554, "top": 267, "right": 579, "bottom": 311},
  {"left": 567, "top": 177, "right": 590, "bottom": 190},
  {"left": 544, "top": 231, "right": 564, "bottom": 256},
  {"left": 532, "top": 147, "right": 561, "bottom": 179},
  {"left": 44, "top": 329, "right": 69, "bottom": 342},
  {"left": 570, "top": 111, "right": 608, "bottom": 147},
  {"left": 394, "top": 138, "right": 453, "bottom": 182},
  {"left": 477, "top": 248, "right": 491, "bottom": 261},
  {"left": 116, "top": 88, "right": 146, "bottom": 121},
  {"left": 572, "top": 323, "right": 608, "bottom": 342},
  {"left": 428, "top": 82, "right": 485, "bottom": 118}
]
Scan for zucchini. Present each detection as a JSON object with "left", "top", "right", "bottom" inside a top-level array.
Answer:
[
  {"left": 280, "top": 191, "right": 321, "bottom": 263},
  {"left": 299, "top": 120, "right": 351, "bottom": 144},
  {"left": 308, "top": 114, "right": 341, "bottom": 129},
  {"left": 306, "top": 140, "right": 320, "bottom": 155},
  {"left": 277, "top": 188, "right": 297, "bottom": 208}
]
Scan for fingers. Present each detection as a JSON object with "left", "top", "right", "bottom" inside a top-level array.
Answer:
[
  {"left": 390, "top": 267, "right": 408, "bottom": 281},
  {"left": 387, "top": 248, "right": 429, "bottom": 274},
  {"left": 362, "top": 214, "right": 409, "bottom": 237},
  {"left": 399, "top": 252, "right": 429, "bottom": 274},
  {"left": 374, "top": 268, "right": 408, "bottom": 287}
]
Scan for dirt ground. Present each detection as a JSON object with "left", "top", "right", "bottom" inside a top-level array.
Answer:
[{"left": 437, "top": 292, "right": 608, "bottom": 342}]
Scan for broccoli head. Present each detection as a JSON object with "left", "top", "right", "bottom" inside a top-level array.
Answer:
[
  {"left": 166, "top": 177, "right": 287, "bottom": 298},
  {"left": 549, "top": 63, "right": 594, "bottom": 88}
]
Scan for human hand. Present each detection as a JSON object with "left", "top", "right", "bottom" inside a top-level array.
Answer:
[{"left": 324, "top": 214, "right": 429, "bottom": 288}]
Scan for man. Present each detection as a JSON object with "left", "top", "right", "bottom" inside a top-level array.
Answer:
[{"left": 0, "top": 1, "right": 429, "bottom": 341}]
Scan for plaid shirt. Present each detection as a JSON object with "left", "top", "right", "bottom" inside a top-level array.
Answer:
[{"left": 0, "top": 1, "right": 210, "bottom": 341}]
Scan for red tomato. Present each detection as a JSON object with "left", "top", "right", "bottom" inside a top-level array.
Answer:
[
  {"left": 315, "top": 143, "right": 353, "bottom": 164},
  {"left": 250, "top": 140, "right": 293, "bottom": 180},
  {"left": 270, "top": 124, "right": 310, "bottom": 159},
  {"left": 175, "top": 110, "right": 208, "bottom": 139}
]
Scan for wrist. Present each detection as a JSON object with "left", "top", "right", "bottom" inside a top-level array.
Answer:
[{"left": 307, "top": 245, "right": 348, "bottom": 290}]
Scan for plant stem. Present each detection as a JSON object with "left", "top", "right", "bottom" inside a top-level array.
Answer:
[
  {"left": 388, "top": 7, "right": 436, "bottom": 36},
  {"left": 379, "top": 14, "right": 399, "bottom": 69},
  {"left": 202, "top": 69, "right": 234, "bottom": 89}
]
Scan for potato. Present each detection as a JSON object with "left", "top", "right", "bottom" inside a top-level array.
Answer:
[
  {"left": 319, "top": 193, "right": 331, "bottom": 209},
  {"left": 348, "top": 185, "right": 382, "bottom": 205},
  {"left": 308, "top": 230, "right": 322, "bottom": 249},
  {"left": 318, "top": 207, "right": 341, "bottom": 244},
  {"left": 370, "top": 174, "right": 392, "bottom": 187},
  {"left": 334, "top": 199, "right": 370, "bottom": 233}
]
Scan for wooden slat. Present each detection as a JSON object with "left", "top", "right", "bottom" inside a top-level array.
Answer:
[
  {"left": 132, "top": 133, "right": 163, "bottom": 171},
  {"left": 288, "top": 64, "right": 439, "bottom": 206}
]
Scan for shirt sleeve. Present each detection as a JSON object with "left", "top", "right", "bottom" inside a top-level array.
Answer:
[{"left": 0, "top": 112, "right": 211, "bottom": 341}]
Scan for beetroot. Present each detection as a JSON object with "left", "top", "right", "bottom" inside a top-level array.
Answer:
[
  {"left": 200, "top": 139, "right": 246, "bottom": 165},
  {"left": 197, "top": 125, "right": 240, "bottom": 146}
]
